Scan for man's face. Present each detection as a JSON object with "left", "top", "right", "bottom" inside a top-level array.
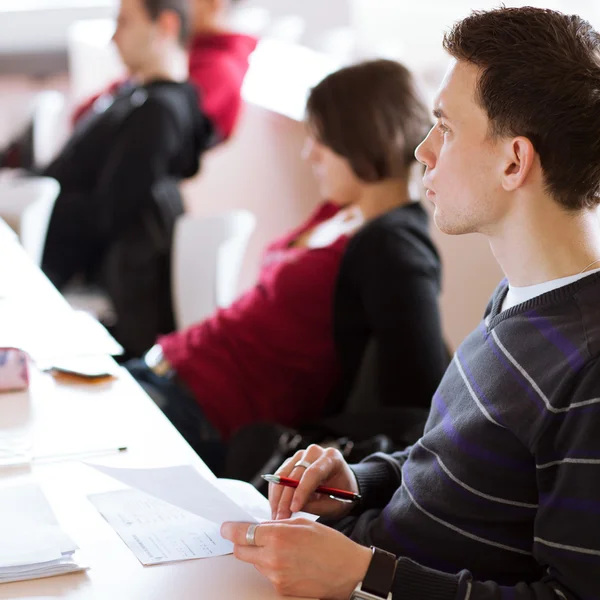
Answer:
[
  {"left": 192, "top": 0, "right": 221, "bottom": 34},
  {"left": 415, "top": 60, "right": 508, "bottom": 236},
  {"left": 113, "top": 0, "right": 156, "bottom": 74}
]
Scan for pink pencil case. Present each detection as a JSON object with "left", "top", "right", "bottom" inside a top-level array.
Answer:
[{"left": 0, "top": 348, "right": 29, "bottom": 392}]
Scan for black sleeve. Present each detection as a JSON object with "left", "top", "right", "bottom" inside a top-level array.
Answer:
[
  {"left": 42, "top": 98, "right": 188, "bottom": 288},
  {"left": 350, "top": 447, "right": 410, "bottom": 509},
  {"left": 88, "top": 97, "right": 183, "bottom": 239},
  {"left": 348, "top": 225, "right": 448, "bottom": 409}
]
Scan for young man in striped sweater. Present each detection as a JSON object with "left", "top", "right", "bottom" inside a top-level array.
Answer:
[{"left": 221, "top": 6, "right": 600, "bottom": 600}]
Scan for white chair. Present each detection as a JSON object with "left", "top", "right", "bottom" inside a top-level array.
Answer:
[
  {"left": 32, "top": 90, "right": 67, "bottom": 170},
  {"left": 0, "top": 216, "right": 17, "bottom": 246},
  {"left": 172, "top": 211, "right": 256, "bottom": 330},
  {"left": 18, "top": 181, "right": 61, "bottom": 267},
  {"left": 0, "top": 176, "right": 61, "bottom": 267}
]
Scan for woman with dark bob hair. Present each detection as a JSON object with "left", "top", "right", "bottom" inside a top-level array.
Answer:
[{"left": 128, "top": 59, "right": 448, "bottom": 470}]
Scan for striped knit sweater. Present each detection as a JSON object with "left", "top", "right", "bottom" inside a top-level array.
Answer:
[{"left": 338, "top": 273, "right": 600, "bottom": 600}]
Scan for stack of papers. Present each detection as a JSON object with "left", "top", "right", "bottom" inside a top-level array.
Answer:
[
  {"left": 87, "top": 464, "right": 316, "bottom": 566},
  {"left": 0, "top": 484, "right": 86, "bottom": 583}
]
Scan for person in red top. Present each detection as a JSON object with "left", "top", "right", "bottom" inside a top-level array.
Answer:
[
  {"left": 73, "top": 0, "right": 257, "bottom": 142},
  {"left": 128, "top": 60, "right": 440, "bottom": 473},
  {"left": 0, "top": 0, "right": 256, "bottom": 169}
]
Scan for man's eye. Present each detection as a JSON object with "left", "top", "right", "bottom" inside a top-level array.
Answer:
[{"left": 438, "top": 123, "right": 450, "bottom": 134}]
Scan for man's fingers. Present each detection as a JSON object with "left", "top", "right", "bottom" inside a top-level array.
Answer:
[
  {"left": 233, "top": 543, "right": 264, "bottom": 565},
  {"left": 288, "top": 449, "right": 337, "bottom": 512},
  {"left": 273, "top": 449, "right": 313, "bottom": 519},
  {"left": 221, "top": 522, "right": 266, "bottom": 547},
  {"left": 276, "top": 484, "right": 297, "bottom": 520},
  {"left": 269, "top": 445, "right": 339, "bottom": 518},
  {"left": 270, "top": 452, "right": 304, "bottom": 518}
]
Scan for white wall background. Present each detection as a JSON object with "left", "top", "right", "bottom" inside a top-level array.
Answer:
[
  {"left": 3, "top": 0, "right": 600, "bottom": 347},
  {"left": 3, "top": 0, "right": 600, "bottom": 58}
]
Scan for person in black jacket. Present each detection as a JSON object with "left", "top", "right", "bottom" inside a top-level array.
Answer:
[
  {"left": 305, "top": 60, "right": 448, "bottom": 425},
  {"left": 330, "top": 203, "right": 445, "bottom": 420},
  {"left": 40, "top": 0, "right": 214, "bottom": 355}
]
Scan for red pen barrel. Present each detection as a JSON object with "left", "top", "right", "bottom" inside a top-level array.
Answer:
[{"left": 276, "top": 476, "right": 360, "bottom": 502}]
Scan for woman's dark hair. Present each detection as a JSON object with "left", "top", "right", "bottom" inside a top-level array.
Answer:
[
  {"left": 306, "top": 59, "right": 431, "bottom": 183},
  {"left": 444, "top": 7, "right": 600, "bottom": 210},
  {"left": 143, "top": 0, "right": 190, "bottom": 45}
]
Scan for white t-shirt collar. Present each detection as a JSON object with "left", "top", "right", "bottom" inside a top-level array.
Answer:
[{"left": 502, "top": 268, "right": 600, "bottom": 312}]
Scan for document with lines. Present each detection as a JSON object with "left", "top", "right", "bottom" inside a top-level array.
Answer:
[
  {"left": 88, "top": 488, "right": 233, "bottom": 565},
  {"left": 86, "top": 463, "right": 317, "bottom": 565}
]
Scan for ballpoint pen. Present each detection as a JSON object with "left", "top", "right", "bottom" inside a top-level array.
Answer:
[
  {"left": 0, "top": 446, "right": 128, "bottom": 468},
  {"left": 261, "top": 474, "right": 361, "bottom": 503}
]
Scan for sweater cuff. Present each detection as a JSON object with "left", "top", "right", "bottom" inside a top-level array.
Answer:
[
  {"left": 351, "top": 459, "right": 399, "bottom": 511},
  {"left": 393, "top": 557, "right": 460, "bottom": 600}
]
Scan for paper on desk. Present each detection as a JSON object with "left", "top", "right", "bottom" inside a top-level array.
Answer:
[
  {"left": 0, "top": 483, "right": 87, "bottom": 583},
  {"left": 0, "top": 484, "right": 76, "bottom": 556},
  {"left": 86, "top": 464, "right": 257, "bottom": 526},
  {"left": 88, "top": 488, "right": 233, "bottom": 565}
]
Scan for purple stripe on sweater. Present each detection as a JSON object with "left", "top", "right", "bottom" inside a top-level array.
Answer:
[
  {"left": 525, "top": 309, "right": 585, "bottom": 372},
  {"left": 381, "top": 503, "right": 460, "bottom": 573},
  {"left": 429, "top": 459, "right": 536, "bottom": 516},
  {"left": 433, "top": 391, "right": 531, "bottom": 470},
  {"left": 479, "top": 323, "right": 547, "bottom": 413},
  {"left": 457, "top": 347, "right": 506, "bottom": 425},
  {"left": 500, "top": 587, "right": 516, "bottom": 600},
  {"left": 539, "top": 542, "right": 600, "bottom": 566},
  {"left": 539, "top": 493, "right": 600, "bottom": 514},
  {"left": 405, "top": 465, "right": 533, "bottom": 552},
  {"left": 481, "top": 324, "right": 600, "bottom": 424}
]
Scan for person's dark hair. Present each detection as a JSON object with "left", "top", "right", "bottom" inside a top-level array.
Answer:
[
  {"left": 306, "top": 59, "right": 431, "bottom": 183},
  {"left": 143, "top": 0, "right": 191, "bottom": 46},
  {"left": 444, "top": 7, "right": 600, "bottom": 211}
]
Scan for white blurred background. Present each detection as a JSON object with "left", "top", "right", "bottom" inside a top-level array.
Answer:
[{"left": 2, "top": 0, "right": 599, "bottom": 348}]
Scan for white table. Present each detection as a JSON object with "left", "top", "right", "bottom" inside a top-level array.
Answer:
[{"left": 0, "top": 235, "right": 301, "bottom": 599}]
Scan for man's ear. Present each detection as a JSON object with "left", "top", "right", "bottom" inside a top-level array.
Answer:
[
  {"left": 502, "top": 136, "right": 536, "bottom": 192},
  {"left": 158, "top": 9, "right": 182, "bottom": 42}
]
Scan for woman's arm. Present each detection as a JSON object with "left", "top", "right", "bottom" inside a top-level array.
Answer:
[{"left": 348, "top": 224, "right": 448, "bottom": 409}]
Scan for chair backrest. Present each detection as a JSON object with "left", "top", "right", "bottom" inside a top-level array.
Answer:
[
  {"left": 19, "top": 178, "right": 60, "bottom": 267},
  {"left": 32, "top": 90, "right": 67, "bottom": 169},
  {"left": 0, "top": 217, "right": 17, "bottom": 245},
  {"left": 172, "top": 210, "right": 256, "bottom": 330}
]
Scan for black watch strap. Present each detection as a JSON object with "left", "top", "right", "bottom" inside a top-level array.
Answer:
[{"left": 362, "top": 547, "right": 397, "bottom": 598}]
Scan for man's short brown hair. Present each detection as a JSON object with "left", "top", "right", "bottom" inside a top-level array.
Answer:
[
  {"left": 306, "top": 59, "right": 431, "bottom": 183},
  {"left": 444, "top": 7, "right": 600, "bottom": 211},
  {"left": 143, "top": 0, "right": 190, "bottom": 45}
]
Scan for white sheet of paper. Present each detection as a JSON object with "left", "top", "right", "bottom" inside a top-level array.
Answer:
[
  {"left": 215, "top": 479, "right": 318, "bottom": 522},
  {"left": 0, "top": 484, "right": 76, "bottom": 556},
  {"left": 0, "top": 484, "right": 87, "bottom": 583},
  {"left": 88, "top": 489, "right": 233, "bottom": 565},
  {"left": 86, "top": 463, "right": 258, "bottom": 526}
]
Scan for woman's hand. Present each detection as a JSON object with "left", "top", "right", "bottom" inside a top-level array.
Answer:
[
  {"left": 221, "top": 519, "right": 372, "bottom": 600},
  {"left": 269, "top": 444, "right": 359, "bottom": 520}
]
